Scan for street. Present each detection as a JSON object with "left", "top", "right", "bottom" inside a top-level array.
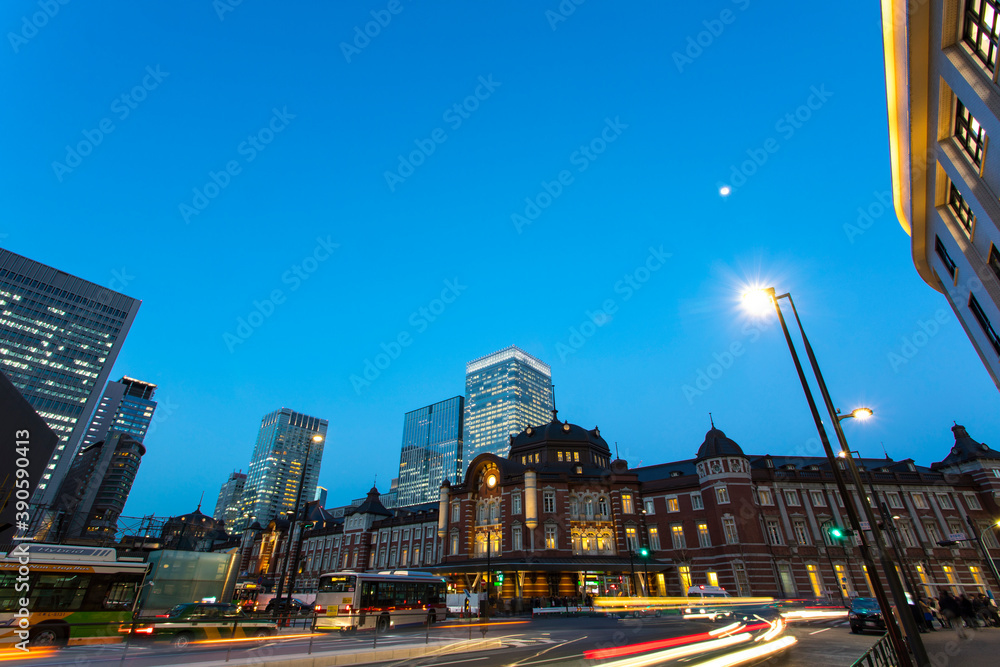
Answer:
[{"left": 0, "top": 613, "right": 875, "bottom": 667}]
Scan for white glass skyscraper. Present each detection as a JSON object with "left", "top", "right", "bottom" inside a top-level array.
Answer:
[
  {"left": 235, "top": 408, "right": 327, "bottom": 532},
  {"left": 213, "top": 471, "right": 247, "bottom": 527},
  {"left": 463, "top": 346, "right": 553, "bottom": 463},
  {"left": 395, "top": 396, "right": 464, "bottom": 507},
  {"left": 0, "top": 249, "right": 141, "bottom": 506}
]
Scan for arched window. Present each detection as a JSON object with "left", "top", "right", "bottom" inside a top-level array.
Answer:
[
  {"left": 489, "top": 502, "right": 498, "bottom": 523},
  {"left": 570, "top": 497, "right": 579, "bottom": 517},
  {"left": 585, "top": 497, "right": 594, "bottom": 518},
  {"left": 598, "top": 496, "right": 609, "bottom": 517}
]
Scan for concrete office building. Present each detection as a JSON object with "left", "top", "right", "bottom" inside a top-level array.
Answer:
[
  {"left": 0, "top": 249, "right": 141, "bottom": 506},
  {"left": 883, "top": 0, "right": 1000, "bottom": 390}
]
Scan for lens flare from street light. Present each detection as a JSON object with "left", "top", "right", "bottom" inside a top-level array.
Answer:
[
  {"left": 312, "top": 434, "right": 324, "bottom": 442},
  {"left": 741, "top": 289, "right": 774, "bottom": 316},
  {"left": 850, "top": 407, "right": 873, "bottom": 421},
  {"left": 719, "top": 185, "right": 731, "bottom": 196}
]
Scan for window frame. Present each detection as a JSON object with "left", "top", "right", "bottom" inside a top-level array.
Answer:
[
  {"left": 964, "top": 0, "right": 1000, "bottom": 75},
  {"left": 955, "top": 99, "right": 988, "bottom": 169}
]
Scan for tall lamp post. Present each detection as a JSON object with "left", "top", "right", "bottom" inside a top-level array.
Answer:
[
  {"left": 743, "top": 288, "right": 924, "bottom": 667},
  {"left": 963, "top": 517, "right": 1000, "bottom": 600},
  {"left": 275, "top": 433, "right": 324, "bottom": 607}
]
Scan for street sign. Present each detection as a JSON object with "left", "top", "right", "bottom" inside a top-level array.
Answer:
[
  {"left": 948, "top": 532, "right": 967, "bottom": 541},
  {"left": 859, "top": 521, "right": 870, "bottom": 531}
]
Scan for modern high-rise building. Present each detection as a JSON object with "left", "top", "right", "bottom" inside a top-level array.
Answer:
[
  {"left": 0, "top": 249, "right": 141, "bottom": 506},
  {"left": 463, "top": 346, "right": 553, "bottom": 463},
  {"left": 213, "top": 471, "right": 247, "bottom": 527},
  {"left": 395, "top": 396, "right": 464, "bottom": 506},
  {"left": 882, "top": 0, "right": 1000, "bottom": 390},
  {"left": 235, "top": 408, "right": 328, "bottom": 533},
  {"left": 82, "top": 376, "right": 157, "bottom": 448},
  {"left": 48, "top": 431, "right": 146, "bottom": 541}
]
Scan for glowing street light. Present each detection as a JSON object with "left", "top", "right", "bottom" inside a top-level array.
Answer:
[{"left": 838, "top": 407, "right": 873, "bottom": 422}]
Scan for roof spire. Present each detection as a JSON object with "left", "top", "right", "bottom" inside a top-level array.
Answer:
[
  {"left": 196, "top": 491, "right": 204, "bottom": 512},
  {"left": 709, "top": 412, "right": 715, "bottom": 429},
  {"left": 881, "top": 441, "right": 889, "bottom": 459},
  {"left": 615, "top": 441, "right": 620, "bottom": 458},
  {"left": 551, "top": 383, "right": 558, "bottom": 421}
]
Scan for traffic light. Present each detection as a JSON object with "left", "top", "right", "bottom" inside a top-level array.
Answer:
[
  {"left": 829, "top": 526, "right": 843, "bottom": 539},
  {"left": 639, "top": 548, "right": 649, "bottom": 558}
]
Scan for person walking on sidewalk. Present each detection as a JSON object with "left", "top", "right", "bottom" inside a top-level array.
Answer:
[{"left": 940, "top": 591, "right": 964, "bottom": 638}]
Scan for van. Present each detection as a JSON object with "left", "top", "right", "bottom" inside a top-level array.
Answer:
[{"left": 687, "top": 585, "right": 731, "bottom": 599}]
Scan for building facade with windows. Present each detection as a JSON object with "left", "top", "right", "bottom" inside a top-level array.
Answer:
[
  {"left": 234, "top": 408, "right": 328, "bottom": 533},
  {"left": 231, "top": 417, "right": 1000, "bottom": 606},
  {"left": 213, "top": 471, "right": 248, "bottom": 527},
  {"left": 463, "top": 346, "right": 554, "bottom": 465},
  {"left": 81, "top": 376, "right": 158, "bottom": 448},
  {"left": 883, "top": 0, "right": 1000, "bottom": 390},
  {"left": 395, "top": 396, "right": 465, "bottom": 506},
  {"left": 0, "top": 249, "right": 141, "bottom": 507}
]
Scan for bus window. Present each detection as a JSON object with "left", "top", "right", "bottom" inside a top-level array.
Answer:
[
  {"left": 103, "top": 582, "right": 139, "bottom": 610},
  {"left": 377, "top": 583, "right": 395, "bottom": 607},
  {"left": 35, "top": 574, "right": 89, "bottom": 611},
  {"left": 361, "top": 582, "right": 377, "bottom": 608},
  {"left": 319, "top": 575, "right": 357, "bottom": 593}
]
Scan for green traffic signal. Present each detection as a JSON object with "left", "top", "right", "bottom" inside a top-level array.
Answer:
[
  {"left": 639, "top": 548, "right": 649, "bottom": 557},
  {"left": 829, "top": 526, "right": 844, "bottom": 539}
]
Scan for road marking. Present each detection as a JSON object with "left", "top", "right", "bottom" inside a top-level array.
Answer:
[
  {"left": 507, "top": 636, "right": 587, "bottom": 666},
  {"left": 417, "top": 658, "right": 488, "bottom": 666},
  {"left": 809, "top": 627, "right": 832, "bottom": 635}
]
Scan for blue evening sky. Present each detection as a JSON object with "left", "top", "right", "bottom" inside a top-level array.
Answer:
[{"left": 4, "top": 0, "right": 998, "bottom": 520}]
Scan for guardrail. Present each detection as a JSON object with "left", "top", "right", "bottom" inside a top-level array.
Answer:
[{"left": 851, "top": 634, "right": 900, "bottom": 667}]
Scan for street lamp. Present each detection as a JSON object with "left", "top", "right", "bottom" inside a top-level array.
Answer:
[
  {"left": 275, "top": 433, "right": 324, "bottom": 609},
  {"left": 962, "top": 517, "right": 1000, "bottom": 600},
  {"left": 742, "top": 287, "right": 925, "bottom": 667},
  {"left": 838, "top": 407, "right": 873, "bottom": 422}
]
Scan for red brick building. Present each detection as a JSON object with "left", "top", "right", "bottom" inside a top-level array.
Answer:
[{"left": 233, "top": 418, "right": 1000, "bottom": 606}]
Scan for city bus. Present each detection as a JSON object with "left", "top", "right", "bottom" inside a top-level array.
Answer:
[
  {"left": 232, "top": 581, "right": 262, "bottom": 612},
  {"left": 313, "top": 570, "right": 446, "bottom": 633},
  {"left": 0, "top": 543, "right": 149, "bottom": 648}
]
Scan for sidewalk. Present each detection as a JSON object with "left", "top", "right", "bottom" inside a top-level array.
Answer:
[{"left": 920, "top": 626, "right": 1000, "bottom": 665}]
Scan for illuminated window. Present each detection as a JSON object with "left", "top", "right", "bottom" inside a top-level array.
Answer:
[
  {"left": 698, "top": 523, "right": 711, "bottom": 548},
  {"left": 806, "top": 564, "right": 823, "bottom": 598},
  {"left": 916, "top": 564, "right": 932, "bottom": 597},
  {"left": 671, "top": 524, "right": 685, "bottom": 549},
  {"left": 943, "top": 565, "right": 959, "bottom": 593},
  {"left": 964, "top": 0, "right": 1000, "bottom": 73},
  {"left": 716, "top": 487, "right": 729, "bottom": 504},
  {"left": 649, "top": 527, "right": 660, "bottom": 550},
  {"left": 666, "top": 497, "right": 679, "bottom": 512},
  {"left": 450, "top": 533, "right": 459, "bottom": 555},
  {"left": 766, "top": 519, "right": 782, "bottom": 545},
  {"left": 598, "top": 497, "right": 609, "bottom": 516},
  {"left": 545, "top": 525, "right": 557, "bottom": 549},
  {"left": 758, "top": 488, "right": 774, "bottom": 506},
  {"left": 625, "top": 526, "right": 638, "bottom": 551},
  {"left": 948, "top": 183, "right": 976, "bottom": 237},
  {"left": 679, "top": 566, "right": 693, "bottom": 593},
  {"left": 557, "top": 451, "right": 563, "bottom": 462},
  {"left": 621, "top": 493, "right": 634, "bottom": 514},
  {"left": 573, "top": 451, "right": 580, "bottom": 462},
  {"left": 956, "top": 100, "right": 988, "bottom": 168},
  {"left": 706, "top": 571, "right": 719, "bottom": 587}
]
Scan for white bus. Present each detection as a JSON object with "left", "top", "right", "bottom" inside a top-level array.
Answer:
[{"left": 313, "top": 570, "right": 447, "bottom": 633}]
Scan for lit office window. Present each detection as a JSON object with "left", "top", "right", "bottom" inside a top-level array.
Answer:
[
  {"left": 965, "top": 0, "right": 1000, "bottom": 73},
  {"left": 949, "top": 183, "right": 976, "bottom": 237},
  {"left": 671, "top": 525, "right": 685, "bottom": 549},
  {"left": 970, "top": 294, "right": 1000, "bottom": 354},
  {"left": 545, "top": 525, "right": 557, "bottom": 550},
  {"left": 955, "top": 101, "right": 988, "bottom": 168}
]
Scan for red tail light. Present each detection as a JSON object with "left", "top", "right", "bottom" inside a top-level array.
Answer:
[
  {"left": 314, "top": 605, "right": 326, "bottom": 614},
  {"left": 135, "top": 627, "right": 154, "bottom": 635}
]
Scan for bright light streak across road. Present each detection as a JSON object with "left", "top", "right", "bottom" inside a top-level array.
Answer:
[{"left": 687, "top": 635, "right": 797, "bottom": 667}]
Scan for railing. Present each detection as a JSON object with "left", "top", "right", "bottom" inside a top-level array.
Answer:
[{"left": 851, "top": 634, "right": 899, "bottom": 667}]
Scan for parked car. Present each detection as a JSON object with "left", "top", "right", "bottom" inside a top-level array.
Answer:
[
  {"left": 849, "top": 597, "right": 885, "bottom": 634},
  {"left": 264, "top": 597, "right": 312, "bottom": 615},
  {"left": 120, "top": 603, "right": 276, "bottom": 648}
]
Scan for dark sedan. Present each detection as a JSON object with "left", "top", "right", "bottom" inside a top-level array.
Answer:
[{"left": 849, "top": 597, "right": 885, "bottom": 634}]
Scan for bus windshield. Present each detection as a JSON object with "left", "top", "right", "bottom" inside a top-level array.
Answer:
[{"left": 319, "top": 575, "right": 356, "bottom": 593}]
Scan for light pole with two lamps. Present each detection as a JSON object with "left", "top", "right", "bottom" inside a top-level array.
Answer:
[{"left": 742, "top": 287, "right": 927, "bottom": 667}]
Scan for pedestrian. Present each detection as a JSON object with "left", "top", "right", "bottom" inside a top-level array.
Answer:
[
  {"left": 940, "top": 591, "right": 963, "bottom": 637},
  {"left": 930, "top": 597, "right": 947, "bottom": 629},
  {"left": 919, "top": 598, "right": 936, "bottom": 631},
  {"left": 959, "top": 594, "right": 978, "bottom": 630}
]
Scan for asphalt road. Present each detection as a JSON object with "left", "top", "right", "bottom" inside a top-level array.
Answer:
[{"left": 3, "top": 614, "right": 876, "bottom": 666}]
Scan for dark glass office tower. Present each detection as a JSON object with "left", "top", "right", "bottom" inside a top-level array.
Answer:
[
  {"left": 235, "top": 408, "right": 328, "bottom": 533},
  {"left": 213, "top": 471, "right": 247, "bottom": 526},
  {"left": 0, "top": 249, "right": 141, "bottom": 506},
  {"left": 395, "top": 396, "right": 464, "bottom": 506},
  {"left": 82, "top": 376, "right": 157, "bottom": 448},
  {"left": 463, "top": 346, "right": 553, "bottom": 463}
]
